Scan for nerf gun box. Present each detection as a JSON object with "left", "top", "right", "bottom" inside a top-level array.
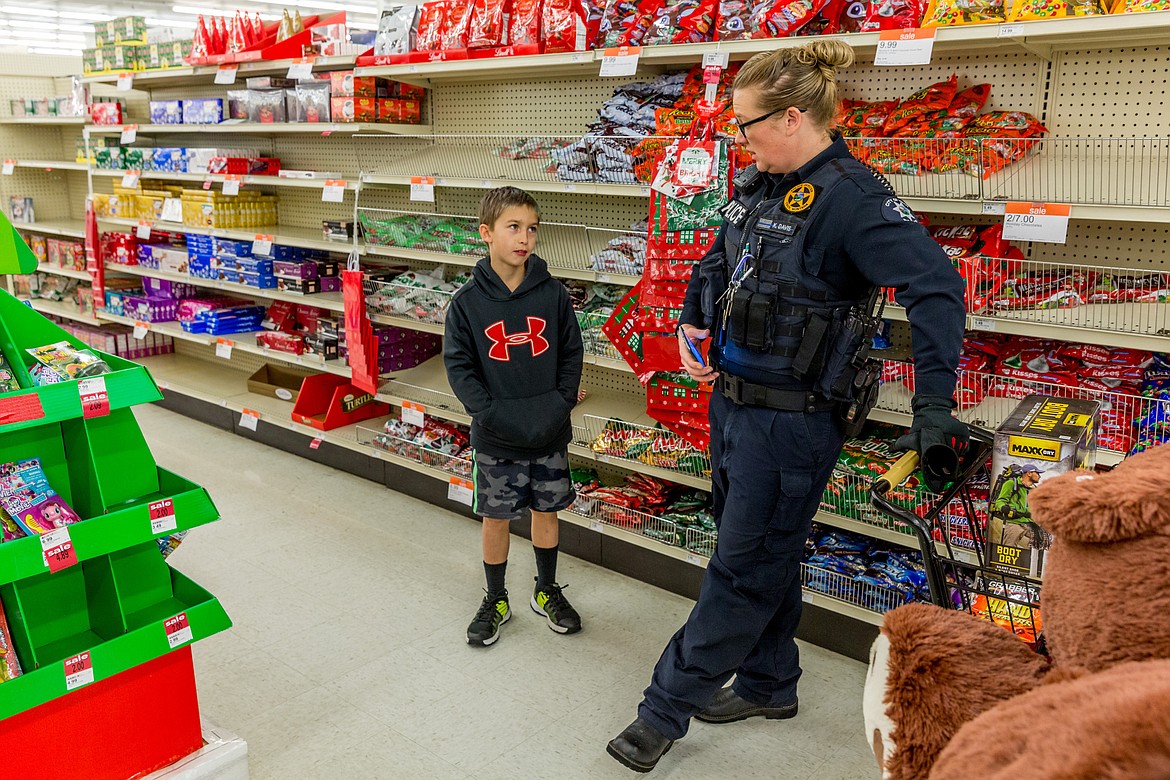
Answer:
[{"left": 987, "top": 394, "right": 1099, "bottom": 578}]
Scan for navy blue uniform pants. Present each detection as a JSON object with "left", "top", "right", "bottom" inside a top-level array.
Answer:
[{"left": 638, "top": 390, "right": 845, "bottom": 740}]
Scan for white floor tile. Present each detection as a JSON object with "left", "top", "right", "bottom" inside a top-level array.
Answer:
[{"left": 137, "top": 404, "right": 875, "bottom": 778}]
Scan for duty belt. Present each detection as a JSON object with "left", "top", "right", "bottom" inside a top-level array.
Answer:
[{"left": 716, "top": 373, "right": 838, "bottom": 413}]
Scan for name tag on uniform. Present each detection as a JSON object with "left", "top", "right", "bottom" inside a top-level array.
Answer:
[
  {"left": 756, "top": 218, "right": 797, "bottom": 237},
  {"left": 720, "top": 198, "right": 750, "bottom": 228}
]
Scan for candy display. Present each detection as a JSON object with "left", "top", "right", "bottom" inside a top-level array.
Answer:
[
  {"left": 364, "top": 268, "right": 470, "bottom": 325},
  {"left": 358, "top": 212, "right": 485, "bottom": 256},
  {"left": 589, "top": 419, "right": 711, "bottom": 477},
  {"left": 27, "top": 341, "right": 110, "bottom": 381},
  {"left": 0, "top": 459, "right": 84, "bottom": 536},
  {"left": 591, "top": 225, "right": 649, "bottom": 275},
  {"left": 372, "top": 417, "right": 473, "bottom": 477},
  {"left": 803, "top": 525, "right": 930, "bottom": 609},
  {"left": 572, "top": 469, "right": 717, "bottom": 552}
]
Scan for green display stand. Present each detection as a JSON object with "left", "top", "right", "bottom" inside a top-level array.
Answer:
[{"left": 0, "top": 216, "right": 231, "bottom": 721}]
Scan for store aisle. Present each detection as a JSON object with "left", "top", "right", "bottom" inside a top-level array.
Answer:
[{"left": 138, "top": 404, "right": 879, "bottom": 780}]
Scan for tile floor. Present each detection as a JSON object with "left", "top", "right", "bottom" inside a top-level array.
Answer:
[{"left": 139, "top": 404, "right": 880, "bottom": 779}]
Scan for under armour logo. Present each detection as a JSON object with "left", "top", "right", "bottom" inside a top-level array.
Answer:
[{"left": 485, "top": 317, "right": 549, "bottom": 361}]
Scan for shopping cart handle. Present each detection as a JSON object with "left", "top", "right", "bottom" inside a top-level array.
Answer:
[{"left": 875, "top": 451, "right": 921, "bottom": 493}]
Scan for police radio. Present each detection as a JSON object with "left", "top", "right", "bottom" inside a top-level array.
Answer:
[{"left": 815, "top": 287, "right": 886, "bottom": 437}]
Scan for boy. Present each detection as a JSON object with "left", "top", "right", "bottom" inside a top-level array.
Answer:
[{"left": 444, "top": 187, "right": 585, "bottom": 647}]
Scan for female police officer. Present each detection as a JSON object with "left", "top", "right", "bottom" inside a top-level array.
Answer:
[{"left": 607, "top": 39, "right": 969, "bottom": 773}]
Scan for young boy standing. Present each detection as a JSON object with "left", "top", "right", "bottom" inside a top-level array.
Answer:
[{"left": 444, "top": 187, "right": 585, "bottom": 647}]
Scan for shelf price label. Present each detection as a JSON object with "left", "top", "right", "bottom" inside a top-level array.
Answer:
[
  {"left": 64, "top": 651, "right": 94, "bottom": 691},
  {"left": 686, "top": 552, "right": 705, "bottom": 567},
  {"left": 78, "top": 376, "right": 110, "bottom": 419},
  {"left": 252, "top": 234, "right": 274, "bottom": 256},
  {"left": 120, "top": 124, "right": 138, "bottom": 144},
  {"left": 160, "top": 197, "right": 183, "bottom": 223},
  {"left": 42, "top": 527, "right": 78, "bottom": 574},
  {"left": 136, "top": 220, "right": 152, "bottom": 240},
  {"left": 448, "top": 477, "right": 474, "bottom": 506},
  {"left": 287, "top": 57, "right": 315, "bottom": 80},
  {"left": 222, "top": 174, "right": 242, "bottom": 196},
  {"left": 149, "top": 498, "right": 177, "bottom": 534},
  {"left": 215, "top": 338, "right": 234, "bottom": 359},
  {"left": 1, "top": 160, "right": 14, "bottom": 175},
  {"left": 321, "top": 179, "right": 346, "bottom": 203},
  {"left": 165, "top": 613, "right": 193, "bottom": 649},
  {"left": 121, "top": 169, "right": 142, "bottom": 188},
  {"left": 133, "top": 320, "right": 150, "bottom": 339},
  {"left": 981, "top": 201, "right": 1007, "bottom": 215},
  {"left": 410, "top": 176, "right": 435, "bottom": 202},
  {"left": 214, "top": 64, "right": 238, "bottom": 84},
  {"left": 240, "top": 408, "right": 260, "bottom": 431},
  {"left": 116, "top": 71, "right": 134, "bottom": 91},
  {"left": 998, "top": 23, "right": 1025, "bottom": 36},
  {"left": 309, "top": 438, "right": 323, "bottom": 450},
  {"left": 600, "top": 46, "right": 641, "bottom": 78},
  {"left": 401, "top": 400, "right": 426, "bottom": 427},
  {"left": 1002, "top": 201, "right": 1071, "bottom": 244},
  {"left": 702, "top": 51, "right": 729, "bottom": 68},
  {"left": 874, "top": 28, "right": 936, "bottom": 66}
]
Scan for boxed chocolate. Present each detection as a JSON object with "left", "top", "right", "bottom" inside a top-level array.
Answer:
[
  {"left": 276, "top": 276, "right": 343, "bottom": 295},
  {"left": 256, "top": 331, "right": 305, "bottom": 354},
  {"left": 182, "top": 98, "right": 223, "bottom": 125},
  {"left": 323, "top": 220, "right": 355, "bottom": 242},
  {"left": 273, "top": 260, "right": 340, "bottom": 279},
  {"left": 376, "top": 98, "right": 421, "bottom": 125},
  {"left": 150, "top": 100, "right": 184, "bottom": 125},
  {"left": 305, "top": 334, "right": 340, "bottom": 361},
  {"left": 330, "top": 97, "right": 376, "bottom": 123}
]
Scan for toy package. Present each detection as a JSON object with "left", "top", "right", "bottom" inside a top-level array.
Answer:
[
  {"left": 9, "top": 197, "right": 33, "bottom": 224},
  {"left": 0, "top": 459, "right": 83, "bottom": 536},
  {"left": 27, "top": 341, "right": 111, "bottom": 381},
  {"left": 0, "top": 598, "right": 21, "bottom": 683},
  {"left": 987, "top": 395, "right": 1099, "bottom": 578}
]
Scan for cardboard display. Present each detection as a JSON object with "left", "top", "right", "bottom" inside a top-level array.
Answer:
[
  {"left": 247, "top": 364, "right": 309, "bottom": 402},
  {"left": 291, "top": 374, "right": 389, "bottom": 430}
]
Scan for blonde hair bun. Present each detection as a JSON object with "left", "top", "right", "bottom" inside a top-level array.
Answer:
[{"left": 734, "top": 39, "right": 855, "bottom": 128}]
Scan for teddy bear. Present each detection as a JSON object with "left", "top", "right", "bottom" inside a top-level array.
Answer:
[{"left": 863, "top": 440, "right": 1170, "bottom": 780}]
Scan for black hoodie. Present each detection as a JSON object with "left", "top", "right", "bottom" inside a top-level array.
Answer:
[{"left": 443, "top": 254, "right": 584, "bottom": 460}]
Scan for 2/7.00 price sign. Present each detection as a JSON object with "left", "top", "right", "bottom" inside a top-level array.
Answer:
[{"left": 1002, "top": 201, "right": 1071, "bottom": 244}]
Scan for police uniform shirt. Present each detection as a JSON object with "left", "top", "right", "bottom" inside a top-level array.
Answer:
[{"left": 680, "top": 135, "right": 965, "bottom": 400}]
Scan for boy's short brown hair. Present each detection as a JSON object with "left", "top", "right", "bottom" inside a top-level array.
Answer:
[{"left": 478, "top": 186, "right": 540, "bottom": 228}]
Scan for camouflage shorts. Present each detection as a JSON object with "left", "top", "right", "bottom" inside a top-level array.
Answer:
[{"left": 473, "top": 449, "right": 574, "bottom": 520}]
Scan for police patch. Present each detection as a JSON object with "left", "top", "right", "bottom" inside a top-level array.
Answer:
[
  {"left": 720, "top": 198, "right": 750, "bottom": 227},
  {"left": 783, "top": 182, "right": 817, "bottom": 213},
  {"left": 882, "top": 197, "right": 917, "bottom": 223}
]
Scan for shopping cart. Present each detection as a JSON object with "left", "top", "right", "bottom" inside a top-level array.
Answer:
[{"left": 869, "top": 426, "right": 1046, "bottom": 650}]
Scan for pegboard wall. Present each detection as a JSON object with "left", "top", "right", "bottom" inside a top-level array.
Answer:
[
  {"left": 1048, "top": 46, "right": 1170, "bottom": 136},
  {"left": 1032, "top": 219, "right": 1170, "bottom": 270}
]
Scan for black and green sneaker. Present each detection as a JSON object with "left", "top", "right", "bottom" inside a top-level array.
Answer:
[
  {"left": 467, "top": 591, "right": 510, "bottom": 647},
  {"left": 530, "top": 582, "right": 582, "bottom": 635}
]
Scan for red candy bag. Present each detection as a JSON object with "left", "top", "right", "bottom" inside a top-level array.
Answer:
[
  {"left": 674, "top": 0, "right": 717, "bottom": 41},
  {"left": 416, "top": 1, "right": 448, "bottom": 49},
  {"left": 618, "top": 0, "right": 665, "bottom": 44},
  {"left": 837, "top": 0, "right": 869, "bottom": 29},
  {"left": 510, "top": 0, "right": 544, "bottom": 43},
  {"left": 469, "top": 0, "right": 512, "bottom": 46},
  {"left": 883, "top": 75, "right": 958, "bottom": 134},
  {"left": 860, "top": 0, "right": 926, "bottom": 30},
  {"left": 544, "top": 0, "right": 587, "bottom": 50},
  {"left": 716, "top": 0, "right": 752, "bottom": 36},
  {"left": 750, "top": 0, "right": 831, "bottom": 36},
  {"left": 798, "top": 0, "right": 846, "bottom": 32},
  {"left": 600, "top": 0, "right": 641, "bottom": 45},
  {"left": 442, "top": 0, "right": 475, "bottom": 47}
]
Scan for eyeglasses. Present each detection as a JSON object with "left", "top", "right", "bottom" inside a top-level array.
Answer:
[{"left": 735, "top": 106, "right": 807, "bottom": 135}]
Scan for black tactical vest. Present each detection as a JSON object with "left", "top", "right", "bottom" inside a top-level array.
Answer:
[{"left": 714, "top": 158, "right": 873, "bottom": 384}]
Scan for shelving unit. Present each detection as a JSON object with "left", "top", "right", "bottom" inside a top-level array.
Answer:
[
  {"left": 19, "top": 297, "right": 103, "bottom": 326},
  {"left": 85, "top": 122, "right": 432, "bottom": 136},
  {"left": 12, "top": 220, "right": 87, "bottom": 239}
]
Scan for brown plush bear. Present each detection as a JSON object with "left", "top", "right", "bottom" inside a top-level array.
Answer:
[{"left": 863, "top": 442, "right": 1170, "bottom": 780}]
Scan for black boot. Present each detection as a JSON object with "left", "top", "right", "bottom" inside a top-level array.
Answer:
[
  {"left": 607, "top": 718, "right": 674, "bottom": 773},
  {"left": 695, "top": 687, "right": 798, "bottom": 724}
]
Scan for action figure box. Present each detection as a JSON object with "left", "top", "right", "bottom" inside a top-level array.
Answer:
[{"left": 987, "top": 394, "right": 1099, "bottom": 578}]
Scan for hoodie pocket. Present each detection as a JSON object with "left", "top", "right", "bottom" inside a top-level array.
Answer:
[{"left": 483, "top": 390, "right": 571, "bottom": 450}]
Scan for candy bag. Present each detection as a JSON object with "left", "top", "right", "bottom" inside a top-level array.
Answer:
[
  {"left": 415, "top": 1, "right": 447, "bottom": 49},
  {"left": 442, "top": 0, "right": 475, "bottom": 47},
  {"left": 716, "top": 0, "right": 752, "bottom": 37},
  {"left": 469, "top": 0, "right": 511, "bottom": 46},
  {"left": 511, "top": 0, "right": 544, "bottom": 43},
  {"left": 883, "top": 74, "right": 958, "bottom": 134},
  {"left": 750, "top": 0, "right": 831, "bottom": 36},
  {"left": 1110, "top": 0, "right": 1170, "bottom": 11},
  {"left": 837, "top": 0, "right": 870, "bottom": 29},
  {"left": 921, "top": 0, "right": 1005, "bottom": 26},
  {"left": 619, "top": 0, "right": 666, "bottom": 44},
  {"left": 544, "top": 0, "right": 587, "bottom": 49},
  {"left": 860, "top": 0, "right": 926, "bottom": 29},
  {"left": 600, "top": 0, "right": 641, "bottom": 44},
  {"left": 673, "top": 0, "right": 717, "bottom": 41},
  {"left": 376, "top": 5, "right": 419, "bottom": 54},
  {"left": 1011, "top": 0, "right": 1104, "bottom": 18},
  {"left": 797, "top": 0, "right": 846, "bottom": 32}
]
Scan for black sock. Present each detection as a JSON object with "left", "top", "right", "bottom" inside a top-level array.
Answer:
[
  {"left": 534, "top": 545, "right": 558, "bottom": 590},
  {"left": 484, "top": 561, "right": 507, "bottom": 600}
]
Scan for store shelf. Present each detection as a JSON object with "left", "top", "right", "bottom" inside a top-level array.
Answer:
[
  {"left": 33, "top": 265, "right": 91, "bottom": 281},
  {"left": 97, "top": 311, "right": 352, "bottom": 379},
  {"left": 355, "top": 50, "right": 599, "bottom": 84},
  {"left": 375, "top": 357, "right": 471, "bottom": 424},
  {"left": 12, "top": 219, "right": 87, "bottom": 239},
  {"left": 98, "top": 217, "right": 356, "bottom": 256},
  {"left": 20, "top": 297, "right": 103, "bottom": 326},
  {"left": 103, "top": 262, "right": 347, "bottom": 315},
  {"left": 560, "top": 508, "right": 709, "bottom": 567},
  {"left": 0, "top": 116, "right": 88, "bottom": 125},
  {"left": 90, "top": 168, "right": 360, "bottom": 191},
  {"left": 368, "top": 312, "right": 447, "bottom": 335},
  {"left": 360, "top": 144, "right": 650, "bottom": 197},
  {"left": 813, "top": 510, "right": 917, "bottom": 548},
  {"left": 7, "top": 160, "right": 88, "bottom": 172},
  {"left": 80, "top": 53, "right": 366, "bottom": 88},
  {"left": 86, "top": 122, "right": 431, "bottom": 136}
]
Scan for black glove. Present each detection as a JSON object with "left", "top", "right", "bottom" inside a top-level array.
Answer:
[
  {"left": 895, "top": 395, "right": 970, "bottom": 492},
  {"left": 1025, "top": 522, "right": 1047, "bottom": 549}
]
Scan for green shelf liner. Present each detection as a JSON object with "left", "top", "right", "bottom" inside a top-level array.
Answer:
[
  {"left": 0, "top": 468, "right": 219, "bottom": 586},
  {"left": 0, "top": 567, "right": 230, "bottom": 721}
]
